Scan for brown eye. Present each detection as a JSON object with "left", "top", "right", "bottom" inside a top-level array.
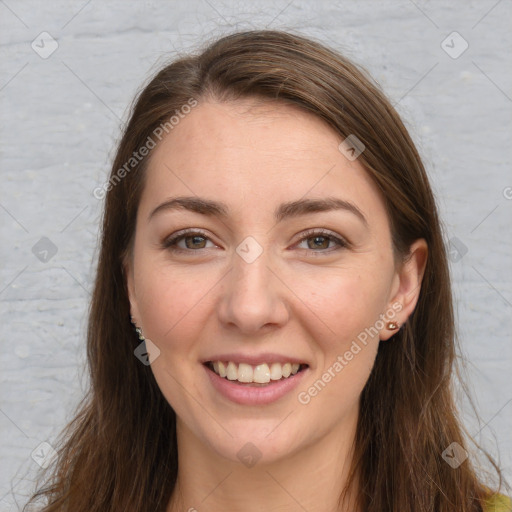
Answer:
[
  {"left": 307, "top": 235, "right": 331, "bottom": 250},
  {"left": 184, "top": 235, "right": 207, "bottom": 249},
  {"left": 296, "top": 229, "right": 348, "bottom": 253},
  {"left": 163, "top": 230, "right": 215, "bottom": 252}
]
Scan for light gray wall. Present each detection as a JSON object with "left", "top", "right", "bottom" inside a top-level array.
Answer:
[{"left": 1, "top": 0, "right": 511, "bottom": 508}]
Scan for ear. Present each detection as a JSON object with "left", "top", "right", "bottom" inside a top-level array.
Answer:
[
  {"left": 380, "top": 238, "right": 428, "bottom": 341},
  {"left": 123, "top": 253, "right": 141, "bottom": 326}
]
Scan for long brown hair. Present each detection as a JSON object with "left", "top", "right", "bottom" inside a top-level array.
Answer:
[{"left": 25, "top": 29, "right": 503, "bottom": 511}]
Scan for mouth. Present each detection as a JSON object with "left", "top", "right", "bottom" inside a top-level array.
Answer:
[{"left": 203, "top": 360, "right": 309, "bottom": 387}]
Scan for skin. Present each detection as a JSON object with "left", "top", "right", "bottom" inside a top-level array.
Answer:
[{"left": 125, "top": 98, "right": 427, "bottom": 512}]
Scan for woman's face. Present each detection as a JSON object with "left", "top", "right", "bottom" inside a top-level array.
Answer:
[{"left": 126, "top": 98, "right": 423, "bottom": 466}]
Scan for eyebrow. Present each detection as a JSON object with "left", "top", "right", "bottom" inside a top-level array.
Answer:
[{"left": 148, "top": 195, "right": 368, "bottom": 227}]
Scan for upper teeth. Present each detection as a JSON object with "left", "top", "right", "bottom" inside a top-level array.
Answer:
[{"left": 211, "top": 361, "right": 302, "bottom": 383}]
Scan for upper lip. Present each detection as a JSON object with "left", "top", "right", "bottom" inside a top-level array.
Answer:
[{"left": 202, "top": 353, "right": 309, "bottom": 366}]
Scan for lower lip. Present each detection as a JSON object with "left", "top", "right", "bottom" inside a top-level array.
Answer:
[{"left": 204, "top": 364, "right": 308, "bottom": 405}]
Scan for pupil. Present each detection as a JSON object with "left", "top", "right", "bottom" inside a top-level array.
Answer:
[
  {"left": 310, "top": 236, "right": 328, "bottom": 249},
  {"left": 187, "top": 236, "right": 205, "bottom": 249}
]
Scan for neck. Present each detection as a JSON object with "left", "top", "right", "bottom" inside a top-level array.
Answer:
[{"left": 167, "top": 415, "right": 361, "bottom": 512}]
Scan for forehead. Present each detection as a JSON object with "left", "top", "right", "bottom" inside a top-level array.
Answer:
[{"left": 139, "top": 99, "right": 387, "bottom": 226}]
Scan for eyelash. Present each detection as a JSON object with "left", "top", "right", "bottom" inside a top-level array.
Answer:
[{"left": 162, "top": 228, "right": 349, "bottom": 255}]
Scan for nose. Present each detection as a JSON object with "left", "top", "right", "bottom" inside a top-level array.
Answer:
[{"left": 217, "top": 249, "right": 290, "bottom": 334}]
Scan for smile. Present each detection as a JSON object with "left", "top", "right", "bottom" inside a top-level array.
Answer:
[{"left": 205, "top": 360, "right": 308, "bottom": 385}]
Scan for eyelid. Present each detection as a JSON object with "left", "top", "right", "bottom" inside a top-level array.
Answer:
[
  {"left": 293, "top": 228, "right": 349, "bottom": 252},
  {"left": 162, "top": 228, "right": 217, "bottom": 250}
]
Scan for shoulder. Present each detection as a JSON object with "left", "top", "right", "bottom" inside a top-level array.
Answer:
[{"left": 484, "top": 493, "right": 512, "bottom": 512}]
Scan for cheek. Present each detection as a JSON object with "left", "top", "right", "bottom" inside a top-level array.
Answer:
[
  {"left": 296, "top": 272, "right": 383, "bottom": 411},
  {"left": 134, "top": 260, "right": 213, "bottom": 350},
  {"left": 134, "top": 266, "right": 215, "bottom": 409},
  {"left": 303, "top": 268, "right": 387, "bottom": 344}
]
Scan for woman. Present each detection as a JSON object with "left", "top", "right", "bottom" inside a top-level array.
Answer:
[{"left": 26, "top": 30, "right": 509, "bottom": 511}]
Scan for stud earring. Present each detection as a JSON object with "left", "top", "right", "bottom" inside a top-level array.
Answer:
[
  {"left": 386, "top": 321, "right": 399, "bottom": 330},
  {"left": 130, "top": 317, "right": 145, "bottom": 341},
  {"left": 135, "top": 326, "right": 145, "bottom": 341}
]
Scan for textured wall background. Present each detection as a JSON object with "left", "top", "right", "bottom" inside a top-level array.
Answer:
[{"left": 1, "top": 0, "right": 511, "bottom": 508}]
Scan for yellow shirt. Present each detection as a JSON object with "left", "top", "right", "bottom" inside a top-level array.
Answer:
[{"left": 485, "top": 494, "right": 512, "bottom": 511}]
